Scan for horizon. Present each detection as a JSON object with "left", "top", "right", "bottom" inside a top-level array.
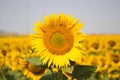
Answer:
[{"left": 0, "top": 0, "right": 120, "bottom": 34}]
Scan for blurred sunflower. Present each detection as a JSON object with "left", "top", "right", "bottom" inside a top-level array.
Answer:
[
  {"left": 109, "top": 51, "right": 120, "bottom": 68},
  {"left": 0, "top": 50, "right": 5, "bottom": 69},
  {"left": 30, "top": 13, "right": 86, "bottom": 68},
  {"left": 96, "top": 54, "right": 110, "bottom": 72},
  {"left": 107, "top": 65, "right": 120, "bottom": 79},
  {"left": 18, "top": 52, "right": 48, "bottom": 80},
  {"left": 5, "top": 49, "right": 47, "bottom": 80},
  {"left": 88, "top": 39, "right": 103, "bottom": 54},
  {"left": 104, "top": 36, "right": 119, "bottom": 50},
  {"left": 5, "top": 50, "right": 25, "bottom": 71},
  {"left": 22, "top": 62, "right": 47, "bottom": 80}
]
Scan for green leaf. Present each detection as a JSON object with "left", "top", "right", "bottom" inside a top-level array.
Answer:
[
  {"left": 0, "top": 70, "right": 7, "bottom": 80},
  {"left": 43, "top": 69, "right": 53, "bottom": 76},
  {"left": 6, "top": 70, "right": 31, "bottom": 80},
  {"left": 103, "top": 72, "right": 109, "bottom": 80},
  {"left": 72, "top": 65, "right": 97, "bottom": 80},
  {"left": 40, "top": 72, "right": 68, "bottom": 80},
  {"left": 94, "top": 72, "right": 102, "bottom": 80},
  {"left": 62, "top": 66, "right": 74, "bottom": 74},
  {"left": 0, "top": 66, "right": 15, "bottom": 80},
  {"left": 25, "top": 56, "right": 43, "bottom": 66},
  {"left": 0, "top": 66, "right": 31, "bottom": 80}
]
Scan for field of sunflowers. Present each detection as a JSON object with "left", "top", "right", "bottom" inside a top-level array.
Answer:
[{"left": 0, "top": 34, "right": 120, "bottom": 80}]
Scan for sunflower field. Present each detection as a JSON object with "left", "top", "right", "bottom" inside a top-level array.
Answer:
[
  {"left": 0, "top": 34, "right": 120, "bottom": 80},
  {"left": 0, "top": 14, "right": 120, "bottom": 80}
]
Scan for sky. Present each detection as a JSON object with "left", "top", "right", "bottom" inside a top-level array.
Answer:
[{"left": 0, "top": 0, "right": 120, "bottom": 34}]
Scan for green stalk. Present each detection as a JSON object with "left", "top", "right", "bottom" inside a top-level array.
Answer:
[
  {"left": 58, "top": 69, "right": 63, "bottom": 80},
  {"left": 49, "top": 68, "right": 55, "bottom": 80}
]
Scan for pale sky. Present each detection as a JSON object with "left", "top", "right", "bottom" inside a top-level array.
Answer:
[{"left": 0, "top": 0, "right": 120, "bottom": 34}]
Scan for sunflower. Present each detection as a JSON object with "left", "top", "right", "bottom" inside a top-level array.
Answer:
[
  {"left": 107, "top": 65, "right": 120, "bottom": 79},
  {"left": 103, "top": 35, "right": 120, "bottom": 50},
  {"left": 5, "top": 49, "right": 47, "bottom": 80},
  {"left": 0, "top": 50, "right": 5, "bottom": 69},
  {"left": 30, "top": 13, "right": 86, "bottom": 68},
  {"left": 5, "top": 50, "right": 25, "bottom": 71},
  {"left": 22, "top": 62, "right": 48, "bottom": 80},
  {"left": 18, "top": 52, "right": 48, "bottom": 80}
]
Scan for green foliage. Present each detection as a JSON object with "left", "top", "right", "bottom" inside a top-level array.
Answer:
[
  {"left": 25, "top": 56, "right": 97, "bottom": 80},
  {"left": 40, "top": 71, "right": 68, "bottom": 80},
  {"left": 40, "top": 65, "right": 97, "bottom": 80},
  {"left": 0, "top": 66, "right": 30, "bottom": 80},
  {"left": 0, "top": 57, "right": 98, "bottom": 80},
  {"left": 61, "top": 66, "right": 74, "bottom": 74},
  {"left": 25, "top": 56, "right": 43, "bottom": 66},
  {"left": 72, "top": 65, "right": 97, "bottom": 80}
]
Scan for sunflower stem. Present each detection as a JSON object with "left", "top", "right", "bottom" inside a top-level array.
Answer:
[
  {"left": 58, "top": 69, "right": 63, "bottom": 80},
  {"left": 49, "top": 68, "right": 55, "bottom": 80}
]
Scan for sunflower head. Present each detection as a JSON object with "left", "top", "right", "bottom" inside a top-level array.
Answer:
[
  {"left": 30, "top": 13, "right": 86, "bottom": 68},
  {"left": 28, "top": 63, "right": 46, "bottom": 75},
  {"left": 0, "top": 50, "right": 5, "bottom": 69}
]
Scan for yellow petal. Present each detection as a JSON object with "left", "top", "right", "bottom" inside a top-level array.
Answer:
[
  {"left": 53, "top": 55, "right": 70, "bottom": 68},
  {"left": 70, "top": 23, "right": 84, "bottom": 34},
  {"left": 34, "top": 20, "right": 43, "bottom": 27},
  {"left": 65, "top": 47, "right": 81, "bottom": 61}
]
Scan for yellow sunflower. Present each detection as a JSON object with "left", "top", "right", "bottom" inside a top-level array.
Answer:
[
  {"left": 30, "top": 13, "right": 86, "bottom": 68},
  {"left": 0, "top": 50, "right": 5, "bottom": 69},
  {"left": 5, "top": 49, "right": 47, "bottom": 80},
  {"left": 5, "top": 50, "right": 25, "bottom": 71},
  {"left": 18, "top": 52, "right": 49, "bottom": 80},
  {"left": 22, "top": 62, "right": 48, "bottom": 80}
]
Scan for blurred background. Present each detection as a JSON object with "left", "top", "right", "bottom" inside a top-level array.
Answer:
[{"left": 0, "top": 0, "right": 120, "bottom": 34}]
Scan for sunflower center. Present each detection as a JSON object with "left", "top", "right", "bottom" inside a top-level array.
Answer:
[
  {"left": 28, "top": 63, "right": 45, "bottom": 75},
  {"left": 51, "top": 32, "right": 66, "bottom": 48},
  {"left": 91, "top": 42, "right": 99, "bottom": 49},
  {"left": 44, "top": 27, "right": 74, "bottom": 55}
]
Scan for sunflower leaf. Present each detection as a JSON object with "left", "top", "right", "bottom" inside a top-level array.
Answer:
[
  {"left": 40, "top": 72, "right": 68, "bottom": 80},
  {"left": 1, "top": 66, "right": 30, "bottom": 80},
  {"left": 25, "top": 56, "right": 43, "bottom": 66},
  {"left": 61, "top": 66, "right": 74, "bottom": 74},
  {"left": 72, "top": 65, "right": 97, "bottom": 80}
]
